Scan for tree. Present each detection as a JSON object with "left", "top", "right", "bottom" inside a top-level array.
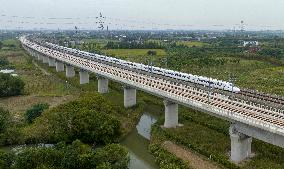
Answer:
[
  {"left": 24, "top": 93, "right": 122, "bottom": 144},
  {"left": 0, "top": 41, "right": 3, "bottom": 49},
  {"left": 11, "top": 140, "right": 129, "bottom": 169},
  {"left": 0, "top": 58, "right": 9, "bottom": 68},
  {"left": 0, "top": 107, "right": 11, "bottom": 134},
  {"left": 147, "top": 50, "right": 157, "bottom": 56},
  {"left": 0, "top": 151, "right": 14, "bottom": 169},
  {"left": 0, "top": 73, "right": 25, "bottom": 97},
  {"left": 25, "top": 103, "right": 49, "bottom": 123}
]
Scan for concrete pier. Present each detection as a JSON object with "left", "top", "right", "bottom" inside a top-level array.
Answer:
[
  {"left": 37, "top": 53, "right": 43, "bottom": 61},
  {"left": 31, "top": 51, "right": 35, "bottom": 57},
  {"left": 97, "top": 76, "right": 109, "bottom": 94},
  {"left": 42, "top": 55, "right": 49, "bottom": 63},
  {"left": 124, "top": 86, "right": 136, "bottom": 108},
  {"left": 48, "top": 57, "right": 56, "bottom": 67},
  {"left": 229, "top": 125, "right": 252, "bottom": 163},
  {"left": 79, "top": 70, "right": 89, "bottom": 84},
  {"left": 164, "top": 100, "right": 178, "bottom": 128},
  {"left": 66, "top": 65, "right": 75, "bottom": 78},
  {"left": 55, "top": 61, "right": 64, "bottom": 72}
]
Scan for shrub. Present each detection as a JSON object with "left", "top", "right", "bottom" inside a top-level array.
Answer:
[
  {"left": 25, "top": 103, "right": 49, "bottom": 123},
  {"left": 149, "top": 144, "right": 189, "bottom": 169},
  {"left": 0, "top": 150, "right": 14, "bottom": 169},
  {"left": 24, "top": 93, "right": 122, "bottom": 144},
  {"left": 0, "top": 73, "right": 25, "bottom": 97},
  {"left": 0, "top": 58, "right": 9, "bottom": 68},
  {"left": 0, "top": 107, "right": 11, "bottom": 133},
  {"left": 11, "top": 140, "right": 129, "bottom": 169}
]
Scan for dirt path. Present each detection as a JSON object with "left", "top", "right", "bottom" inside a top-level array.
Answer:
[
  {"left": 162, "top": 141, "right": 224, "bottom": 169},
  {"left": 0, "top": 95, "right": 77, "bottom": 119}
]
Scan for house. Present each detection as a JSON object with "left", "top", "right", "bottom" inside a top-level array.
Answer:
[{"left": 243, "top": 41, "right": 259, "bottom": 47}]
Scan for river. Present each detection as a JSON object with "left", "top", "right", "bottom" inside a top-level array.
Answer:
[
  {"left": 121, "top": 112, "right": 159, "bottom": 169},
  {"left": 0, "top": 112, "right": 159, "bottom": 169}
]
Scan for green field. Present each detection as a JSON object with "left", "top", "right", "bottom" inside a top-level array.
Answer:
[
  {"left": 183, "top": 58, "right": 284, "bottom": 95},
  {"left": 176, "top": 41, "right": 208, "bottom": 47},
  {"left": 102, "top": 48, "right": 167, "bottom": 65},
  {"left": 101, "top": 48, "right": 284, "bottom": 96},
  {"left": 82, "top": 38, "right": 118, "bottom": 46}
]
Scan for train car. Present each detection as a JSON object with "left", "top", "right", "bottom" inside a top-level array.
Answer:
[{"left": 37, "top": 40, "right": 241, "bottom": 93}]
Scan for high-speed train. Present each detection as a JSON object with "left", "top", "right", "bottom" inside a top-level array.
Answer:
[{"left": 21, "top": 37, "right": 240, "bottom": 93}]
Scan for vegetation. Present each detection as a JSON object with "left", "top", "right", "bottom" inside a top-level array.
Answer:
[
  {"left": 0, "top": 73, "right": 25, "bottom": 97},
  {"left": 25, "top": 103, "right": 49, "bottom": 123},
  {"left": 0, "top": 140, "right": 129, "bottom": 169},
  {"left": 105, "top": 40, "right": 163, "bottom": 49},
  {"left": 99, "top": 40, "right": 284, "bottom": 95},
  {"left": 0, "top": 107, "right": 24, "bottom": 146},
  {"left": 0, "top": 58, "right": 9, "bottom": 69},
  {"left": 149, "top": 106, "right": 284, "bottom": 169},
  {"left": 0, "top": 150, "right": 14, "bottom": 169},
  {"left": 149, "top": 144, "right": 189, "bottom": 169},
  {"left": 0, "top": 107, "right": 11, "bottom": 134},
  {"left": 81, "top": 41, "right": 103, "bottom": 53},
  {"left": 24, "top": 93, "right": 122, "bottom": 144},
  {"left": 2, "top": 32, "right": 284, "bottom": 169}
]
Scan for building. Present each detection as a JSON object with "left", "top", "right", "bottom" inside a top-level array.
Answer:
[{"left": 243, "top": 41, "right": 259, "bottom": 47}]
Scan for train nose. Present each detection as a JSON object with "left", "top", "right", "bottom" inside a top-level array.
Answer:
[{"left": 233, "top": 87, "right": 241, "bottom": 93}]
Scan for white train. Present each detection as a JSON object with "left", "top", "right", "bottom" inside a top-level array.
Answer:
[{"left": 23, "top": 38, "right": 240, "bottom": 93}]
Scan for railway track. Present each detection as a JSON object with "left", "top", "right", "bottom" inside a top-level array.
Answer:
[
  {"left": 236, "top": 89, "right": 284, "bottom": 108},
  {"left": 24, "top": 39, "right": 284, "bottom": 131},
  {"left": 36, "top": 45, "right": 284, "bottom": 129}
]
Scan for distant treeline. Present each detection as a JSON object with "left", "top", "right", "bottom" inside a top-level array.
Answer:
[{"left": 105, "top": 41, "right": 164, "bottom": 49}]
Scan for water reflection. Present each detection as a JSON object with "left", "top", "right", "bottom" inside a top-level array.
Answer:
[
  {"left": 121, "top": 112, "right": 158, "bottom": 169},
  {"left": 136, "top": 112, "right": 157, "bottom": 140}
]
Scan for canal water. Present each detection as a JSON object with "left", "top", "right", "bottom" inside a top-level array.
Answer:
[
  {"left": 0, "top": 112, "right": 159, "bottom": 169},
  {"left": 121, "top": 112, "right": 159, "bottom": 169}
]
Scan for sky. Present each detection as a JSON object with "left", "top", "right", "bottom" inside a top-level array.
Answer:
[{"left": 0, "top": 0, "right": 284, "bottom": 30}]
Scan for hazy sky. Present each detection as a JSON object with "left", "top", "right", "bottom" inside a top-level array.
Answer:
[{"left": 1, "top": 0, "right": 284, "bottom": 30}]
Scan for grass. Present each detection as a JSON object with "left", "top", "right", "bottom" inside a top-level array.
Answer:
[
  {"left": 100, "top": 48, "right": 284, "bottom": 95},
  {"left": 82, "top": 38, "right": 118, "bottom": 46},
  {"left": 0, "top": 39, "right": 149, "bottom": 139},
  {"left": 176, "top": 41, "right": 208, "bottom": 47},
  {"left": 149, "top": 103, "right": 284, "bottom": 169},
  {"left": 1, "top": 39, "right": 21, "bottom": 49},
  {"left": 29, "top": 56, "right": 150, "bottom": 137},
  {"left": 102, "top": 48, "right": 166, "bottom": 63},
  {"left": 182, "top": 58, "right": 284, "bottom": 95},
  {"left": 0, "top": 40, "right": 79, "bottom": 116}
]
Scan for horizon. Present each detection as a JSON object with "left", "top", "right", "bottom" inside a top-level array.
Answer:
[{"left": 1, "top": 0, "right": 284, "bottom": 31}]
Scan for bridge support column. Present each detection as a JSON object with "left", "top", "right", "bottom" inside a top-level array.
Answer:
[
  {"left": 124, "top": 86, "right": 136, "bottom": 108},
  {"left": 33, "top": 51, "right": 38, "bottom": 58},
  {"left": 31, "top": 51, "right": 35, "bottom": 57},
  {"left": 55, "top": 61, "right": 64, "bottom": 72},
  {"left": 97, "top": 76, "right": 109, "bottom": 94},
  {"left": 79, "top": 70, "right": 89, "bottom": 84},
  {"left": 48, "top": 57, "right": 56, "bottom": 67},
  {"left": 37, "top": 53, "right": 42, "bottom": 60},
  {"left": 229, "top": 124, "right": 252, "bottom": 163},
  {"left": 66, "top": 65, "right": 75, "bottom": 78},
  {"left": 42, "top": 55, "right": 49, "bottom": 64},
  {"left": 164, "top": 100, "right": 178, "bottom": 128}
]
